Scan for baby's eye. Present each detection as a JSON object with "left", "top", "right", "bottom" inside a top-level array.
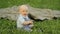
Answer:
[
  {"left": 22, "top": 10, "right": 25, "bottom": 12},
  {"left": 23, "top": 11, "right": 25, "bottom": 12},
  {"left": 25, "top": 11, "right": 27, "bottom": 12},
  {"left": 22, "top": 10, "right": 28, "bottom": 12}
]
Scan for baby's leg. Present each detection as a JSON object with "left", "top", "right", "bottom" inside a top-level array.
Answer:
[
  {"left": 23, "top": 21, "right": 34, "bottom": 31},
  {"left": 29, "top": 24, "right": 34, "bottom": 28},
  {"left": 23, "top": 25, "right": 31, "bottom": 31}
]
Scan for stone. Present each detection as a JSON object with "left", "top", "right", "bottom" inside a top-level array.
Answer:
[{"left": 0, "top": 5, "right": 60, "bottom": 20}]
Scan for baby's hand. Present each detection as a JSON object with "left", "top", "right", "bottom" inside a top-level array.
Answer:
[
  {"left": 23, "top": 20, "right": 33, "bottom": 25},
  {"left": 28, "top": 20, "right": 33, "bottom": 24}
]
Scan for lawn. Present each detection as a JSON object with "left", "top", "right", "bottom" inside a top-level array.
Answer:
[
  {"left": 0, "top": 0, "right": 60, "bottom": 34},
  {"left": 0, "top": 18, "right": 60, "bottom": 34},
  {"left": 0, "top": 0, "right": 60, "bottom": 10}
]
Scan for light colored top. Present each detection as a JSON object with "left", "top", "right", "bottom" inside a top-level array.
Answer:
[{"left": 17, "top": 14, "right": 30, "bottom": 28}]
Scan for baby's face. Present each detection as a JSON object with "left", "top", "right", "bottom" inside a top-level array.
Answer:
[{"left": 20, "top": 9, "right": 28, "bottom": 16}]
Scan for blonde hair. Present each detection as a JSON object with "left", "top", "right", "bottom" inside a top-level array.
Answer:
[{"left": 19, "top": 5, "right": 28, "bottom": 11}]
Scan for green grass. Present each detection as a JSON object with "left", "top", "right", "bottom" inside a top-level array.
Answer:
[
  {"left": 0, "top": 0, "right": 60, "bottom": 10},
  {"left": 0, "top": 18, "right": 60, "bottom": 34},
  {"left": 0, "top": 0, "right": 60, "bottom": 34}
]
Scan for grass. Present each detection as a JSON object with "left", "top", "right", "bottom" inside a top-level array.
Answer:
[
  {"left": 0, "top": 18, "right": 60, "bottom": 34},
  {"left": 0, "top": 0, "right": 60, "bottom": 10},
  {"left": 0, "top": 0, "right": 60, "bottom": 34}
]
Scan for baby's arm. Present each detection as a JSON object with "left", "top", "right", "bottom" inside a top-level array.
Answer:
[
  {"left": 18, "top": 16, "right": 33, "bottom": 26},
  {"left": 22, "top": 20, "right": 33, "bottom": 25}
]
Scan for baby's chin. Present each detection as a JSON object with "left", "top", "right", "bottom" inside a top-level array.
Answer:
[{"left": 24, "top": 14, "right": 28, "bottom": 16}]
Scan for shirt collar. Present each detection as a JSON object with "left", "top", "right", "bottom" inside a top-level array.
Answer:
[{"left": 20, "top": 14, "right": 28, "bottom": 18}]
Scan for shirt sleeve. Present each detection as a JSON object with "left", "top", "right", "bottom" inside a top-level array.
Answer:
[
  {"left": 17, "top": 17, "right": 25, "bottom": 24},
  {"left": 17, "top": 16, "right": 25, "bottom": 28}
]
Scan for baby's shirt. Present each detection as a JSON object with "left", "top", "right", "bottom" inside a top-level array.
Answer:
[{"left": 17, "top": 14, "right": 30, "bottom": 28}]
